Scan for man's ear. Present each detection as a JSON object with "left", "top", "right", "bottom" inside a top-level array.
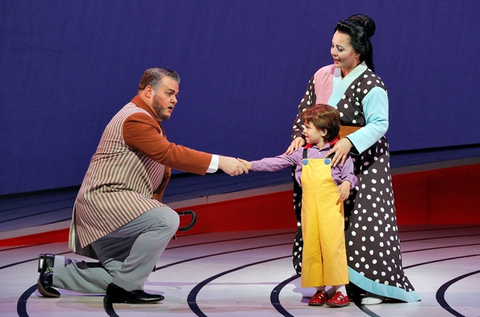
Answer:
[{"left": 144, "top": 85, "right": 154, "bottom": 98}]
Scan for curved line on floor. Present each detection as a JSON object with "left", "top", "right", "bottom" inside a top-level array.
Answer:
[
  {"left": 271, "top": 254, "right": 480, "bottom": 317},
  {"left": 12, "top": 238, "right": 480, "bottom": 316},
  {"left": 166, "top": 231, "right": 295, "bottom": 250},
  {"left": 270, "top": 274, "right": 380, "bottom": 317},
  {"left": 435, "top": 269, "right": 480, "bottom": 317},
  {"left": 16, "top": 245, "right": 292, "bottom": 317},
  {"left": 17, "top": 285, "right": 37, "bottom": 317},
  {"left": 270, "top": 274, "right": 298, "bottom": 317},
  {"left": 187, "top": 255, "right": 288, "bottom": 317},
  {"left": 156, "top": 242, "right": 290, "bottom": 270},
  {"left": 103, "top": 296, "right": 120, "bottom": 317},
  {"left": 403, "top": 254, "right": 480, "bottom": 270}
]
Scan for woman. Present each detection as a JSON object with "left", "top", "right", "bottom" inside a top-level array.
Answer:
[{"left": 286, "top": 14, "right": 421, "bottom": 304}]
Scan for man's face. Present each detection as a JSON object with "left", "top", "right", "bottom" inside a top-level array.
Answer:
[{"left": 151, "top": 76, "right": 179, "bottom": 121}]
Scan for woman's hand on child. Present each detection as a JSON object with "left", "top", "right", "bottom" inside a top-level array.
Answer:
[
  {"left": 285, "top": 137, "right": 305, "bottom": 155},
  {"left": 326, "top": 138, "right": 353, "bottom": 167}
]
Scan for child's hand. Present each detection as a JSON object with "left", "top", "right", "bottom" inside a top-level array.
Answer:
[
  {"left": 337, "top": 181, "right": 351, "bottom": 201},
  {"left": 237, "top": 158, "right": 252, "bottom": 170}
]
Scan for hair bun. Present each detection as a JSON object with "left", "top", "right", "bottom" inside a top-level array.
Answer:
[{"left": 347, "top": 14, "right": 376, "bottom": 38}]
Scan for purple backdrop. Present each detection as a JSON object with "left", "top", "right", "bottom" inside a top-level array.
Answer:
[{"left": 1, "top": 0, "right": 479, "bottom": 195}]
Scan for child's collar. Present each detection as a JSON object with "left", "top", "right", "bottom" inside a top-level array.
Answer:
[
  {"left": 305, "top": 138, "right": 339, "bottom": 149},
  {"left": 329, "top": 138, "right": 339, "bottom": 147}
]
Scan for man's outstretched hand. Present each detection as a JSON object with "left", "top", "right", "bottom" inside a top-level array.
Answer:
[{"left": 219, "top": 156, "right": 249, "bottom": 176}]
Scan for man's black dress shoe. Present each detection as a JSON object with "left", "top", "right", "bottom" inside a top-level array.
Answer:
[
  {"left": 37, "top": 253, "right": 60, "bottom": 298},
  {"left": 106, "top": 283, "right": 164, "bottom": 304}
]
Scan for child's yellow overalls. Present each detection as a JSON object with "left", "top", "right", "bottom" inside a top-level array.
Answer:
[{"left": 300, "top": 148, "right": 349, "bottom": 287}]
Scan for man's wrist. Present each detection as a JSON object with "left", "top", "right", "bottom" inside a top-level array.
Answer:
[{"left": 207, "top": 154, "right": 219, "bottom": 173}]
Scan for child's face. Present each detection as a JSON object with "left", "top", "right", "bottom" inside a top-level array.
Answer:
[{"left": 303, "top": 121, "right": 325, "bottom": 145}]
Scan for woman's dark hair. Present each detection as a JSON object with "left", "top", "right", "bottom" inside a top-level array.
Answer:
[{"left": 335, "top": 14, "right": 376, "bottom": 71}]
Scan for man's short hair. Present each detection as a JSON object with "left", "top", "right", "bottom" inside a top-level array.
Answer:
[{"left": 138, "top": 68, "right": 180, "bottom": 91}]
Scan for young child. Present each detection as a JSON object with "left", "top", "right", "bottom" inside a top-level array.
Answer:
[{"left": 239, "top": 104, "right": 357, "bottom": 308}]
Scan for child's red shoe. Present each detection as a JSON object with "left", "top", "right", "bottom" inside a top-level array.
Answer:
[
  {"left": 308, "top": 290, "right": 327, "bottom": 306},
  {"left": 326, "top": 291, "right": 350, "bottom": 307}
]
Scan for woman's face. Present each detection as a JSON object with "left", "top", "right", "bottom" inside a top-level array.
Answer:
[{"left": 331, "top": 31, "right": 360, "bottom": 75}]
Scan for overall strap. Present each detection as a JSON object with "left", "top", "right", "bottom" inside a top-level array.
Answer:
[{"left": 303, "top": 145, "right": 334, "bottom": 160}]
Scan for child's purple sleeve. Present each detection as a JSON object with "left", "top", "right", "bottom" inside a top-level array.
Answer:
[
  {"left": 338, "top": 155, "right": 358, "bottom": 188},
  {"left": 251, "top": 151, "right": 300, "bottom": 172}
]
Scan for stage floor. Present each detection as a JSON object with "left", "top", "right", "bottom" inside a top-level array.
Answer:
[{"left": 1, "top": 225, "right": 479, "bottom": 317}]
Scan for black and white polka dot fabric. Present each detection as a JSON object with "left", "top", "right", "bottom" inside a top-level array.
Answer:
[
  {"left": 291, "top": 168, "right": 303, "bottom": 274},
  {"left": 290, "top": 69, "right": 419, "bottom": 302},
  {"left": 291, "top": 78, "right": 316, "bottom": 140}
]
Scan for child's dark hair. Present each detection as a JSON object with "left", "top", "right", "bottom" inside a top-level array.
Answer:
[{"left": 301, "top": 104, "right": 340, "bottom": 142}]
